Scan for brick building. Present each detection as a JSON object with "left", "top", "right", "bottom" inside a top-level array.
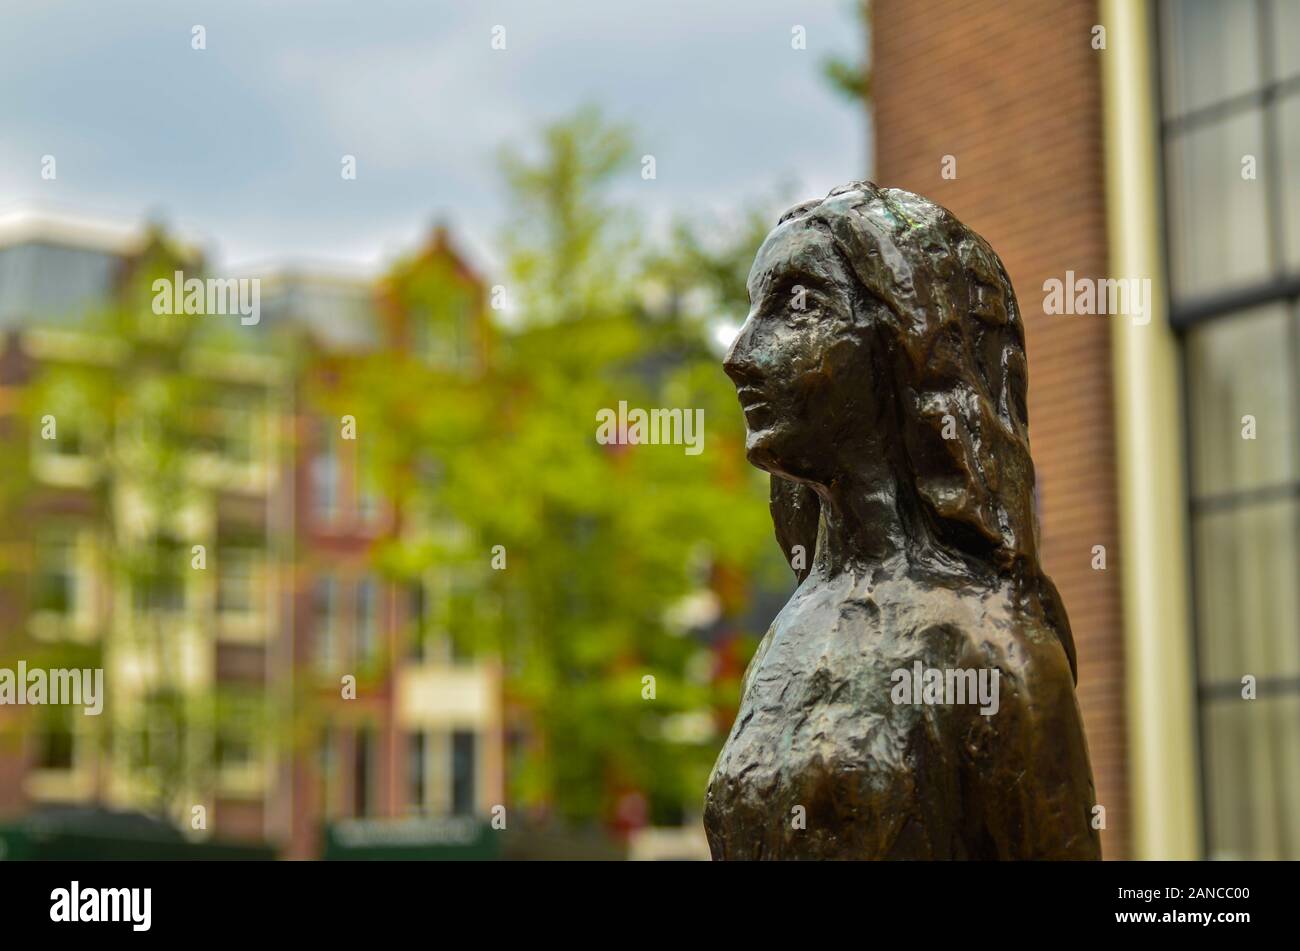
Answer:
[{"left": 0, "top": 215, "right": 503, "bottom": 858}]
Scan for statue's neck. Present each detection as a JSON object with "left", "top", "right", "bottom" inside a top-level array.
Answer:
[{"left": 810, "top": 468, "right": 907, "bottom": 579}]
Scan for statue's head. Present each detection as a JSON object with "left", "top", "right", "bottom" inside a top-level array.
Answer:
[{"left": 724, "top": 181, "right": 1074, "bottom": 677}]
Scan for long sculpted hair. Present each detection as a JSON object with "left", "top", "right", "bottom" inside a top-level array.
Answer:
[{"left": 767, "top": 181, "right": 1077, "bottom": 681}]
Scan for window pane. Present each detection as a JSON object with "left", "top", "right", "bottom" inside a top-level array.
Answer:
[
  {"left": 315, "top": 577, "right": 338, "bottom": 671},
  {"left": 1273, "top": 0, "right": 1300, "bottom": 81},
  {"left": 133, "top": 536, "right": 185, "bottom": 614},
  {"left": 1166, "top": 111, "right": 1271, "bottom": 299},
  {"left": 1279, "top": 94, "right": 1300, "bottom": 269},
  {"left": 318, "top": 728, "right": 337, "bottom": 818},
  {"left": 36, "top": 710, "right": 75, "bottom": 771},
  {"left": 357, "top": 442, "right": 383, "bottom": 523},
  {"left": 1202, "top": 694, "right": 1300, "bottom": 859},
  {"left": 1193, "top": 498, "right": 1300, "bottom": 683},
  {"left": 1161, "top": 0, "right": 1262, "bottom": 117},
  {"left": 354, "top": 728, "right": 372, "bottom": 818},
  {"left": 408, "top": 732, "right": 426, "bottom": 813},
  {"left": 34, "top": 535, "right": 75, "bottom": 614},
  {"left": 48, "top": 420, "right": 86, "bottom": 457},
  {"left": 355, "top": 577, "right": 379, "bottom": 663},
  {"left": 407, "top": 582, "right": 426, "bottom": 660},
  {"left": 451, "top": 730, "right": 476, "bottom": 816},
  {"left": 311, "top": 425, "right": 340, "bottom": 522},
  {"left": 221, "top": 399, "right": 255, "bottom": 465},
  {"left": 1186, "top": 304, "right": 1294, "bottom": 496},
  {"left": 217, "top": 548, "right": 256, "bottom": 614},
  {"left": 215, "top": 701, "right": 256, "bottom": 768}
]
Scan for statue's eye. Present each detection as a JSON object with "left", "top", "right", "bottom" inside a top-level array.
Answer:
[{"left": 780, "top": 282, "right": 818, "bottom": 316}]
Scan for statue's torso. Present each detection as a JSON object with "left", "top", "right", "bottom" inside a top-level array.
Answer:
[{"left": 703, "top": 568, "right": 1095, "bottom": 860}]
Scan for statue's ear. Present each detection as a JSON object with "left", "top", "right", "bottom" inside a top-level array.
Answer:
[{"left": 769, "top": 475, "right": 820, "bottom": 584}]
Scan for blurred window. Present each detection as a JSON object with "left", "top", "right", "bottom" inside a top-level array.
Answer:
[
  {"left": 408, "top": 731, "right": 428, "bottom": 814},
  {"left": 132, "top": 535, "right": 185, "bottom": 615},
  {"left": 448, "top": 571, "right": 474, "bottom": 665},
  {"left": 194, "top": 391, "right": 259, "bottom": 466},
  {"left": 1165, "top": 109, "right": 1270, "bottom": 296},
  {"left": 411, "top": 292, "right": 472, "bottom": 371},
  {"left": 404, "top": 569, "right": 471, "bottom": 665},
  {"left": 1164, "top": 0, "right": 1300, "bottom": 859},
  {"left": 413, "top": 316, "right": 464, "bottom": 370},
  {"left": 353, "top": 727, "right": 374, "bottom": 818},
  {"left": 406, "top": 580, "right": 427, "bottom": 661},
  {"left": 35, "top": 709, "right": 76, "bottom": 771},
  {"left": 357, "top": 442, "right": 383, "bottom": 524},
  {"left": 315, "top": 575, "right": 340, "bottom": 672},
  {"left": 133, "top": 690, "right": 184, "bottom": 777},
  {"left": 31, "top": 382, "right": 102, "bottom": 480},
  {"left": 217, "top": 547, "right": 259, "bottom": 616},
  {"left": 1161, "top": 0, "right": 1298, "bottom": 301},
  {"left": 451, "top": 730, "right": 476, "bottom": 816},
  {"left": 354, "top": 576, "right": 380, "bottom": 664},
  {"left": 1162, "top": 0, "right": 1261, "bottom": 119},
  {"left": 34, "top": 533, "right": 77, "bottom": 615},
  {"left": 318, "top": 727, "right": 339, "bottom": 819},
  {"left": 1275, "top": 0, "right": 1300, "bottom": 82},
  {"left": 311, "top": 423, "right": 342, "bottom": 523},
  {"left": 215, "top": 724, "right": 254, "bottom": 771},
  {"left": 45, "top": 418, "right": 87, "bottom": 458},
  {"left": 215, "top": 692, "right": 260, "bottom": 772},
  {"left": 435, "top": 568, "right": 476, "bottom": 666},
  {"left": 0, "top": 243, "right": 118, "bottom": 325}
]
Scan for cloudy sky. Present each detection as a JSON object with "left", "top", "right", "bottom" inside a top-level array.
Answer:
[{"left": 0, "top": 1, "right": 869, "bottom": 278}]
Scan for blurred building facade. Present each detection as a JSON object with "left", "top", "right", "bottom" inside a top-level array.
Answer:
[
  {"left": 0, "top": 217, "right": 503, "bottom": 858},
  {"left": 873, "top": 0, "right": 1299, "bottom": 859}
]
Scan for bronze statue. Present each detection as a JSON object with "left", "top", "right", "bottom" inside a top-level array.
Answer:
[{"left": 704, "top": 182, "right": 1101, "bottom": 860}]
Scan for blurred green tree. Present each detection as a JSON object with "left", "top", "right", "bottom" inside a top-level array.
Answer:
[
  {"left": 823, "top": 0, "right": 872, "bottom": 105},
  {"left": 347, "top": 107, "right": 783, "bottom": 828}
]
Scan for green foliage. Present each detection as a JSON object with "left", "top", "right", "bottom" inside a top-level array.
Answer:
[
  {"left": 499, "top": 105, "right": 642, "bottom": 326},
  {"left": 823, "top": 0, "right": 873, "bottom": 104}
]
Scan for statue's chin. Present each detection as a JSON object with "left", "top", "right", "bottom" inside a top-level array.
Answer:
[
  {"left": 746, "top": 430, "right": 818, "bottom": 483},
  {"left": 744, "top": 430, "right": 781, "bottom": 473}
]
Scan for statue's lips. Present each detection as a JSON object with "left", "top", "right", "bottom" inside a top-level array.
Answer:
[{"left": 735, "top": 387, "right": 769, "bottom": 413}]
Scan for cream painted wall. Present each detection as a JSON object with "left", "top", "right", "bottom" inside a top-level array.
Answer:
[{"left": 1100, "top": 0, "right": 1202, "bottom": 860}]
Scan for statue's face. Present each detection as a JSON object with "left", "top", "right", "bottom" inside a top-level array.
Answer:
[{"left": 723, "top": 221, "right": 866, "bottom": 483}]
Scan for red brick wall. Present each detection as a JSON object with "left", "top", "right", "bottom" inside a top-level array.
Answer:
[{"left": 872, "top": 0, "right": 1129, "bottom": 858}]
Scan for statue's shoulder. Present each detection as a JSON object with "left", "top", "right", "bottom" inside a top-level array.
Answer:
[
  {"left": 900, "top": 577, "right": 1075, "bottom": 702},
  {"left": 957, "top": 597, "right": 1077, "bottom": 711}
]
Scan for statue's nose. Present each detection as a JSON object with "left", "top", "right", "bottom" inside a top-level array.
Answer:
[{"left": 723, "top": 318, "right": 760, "bottom": 385}]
